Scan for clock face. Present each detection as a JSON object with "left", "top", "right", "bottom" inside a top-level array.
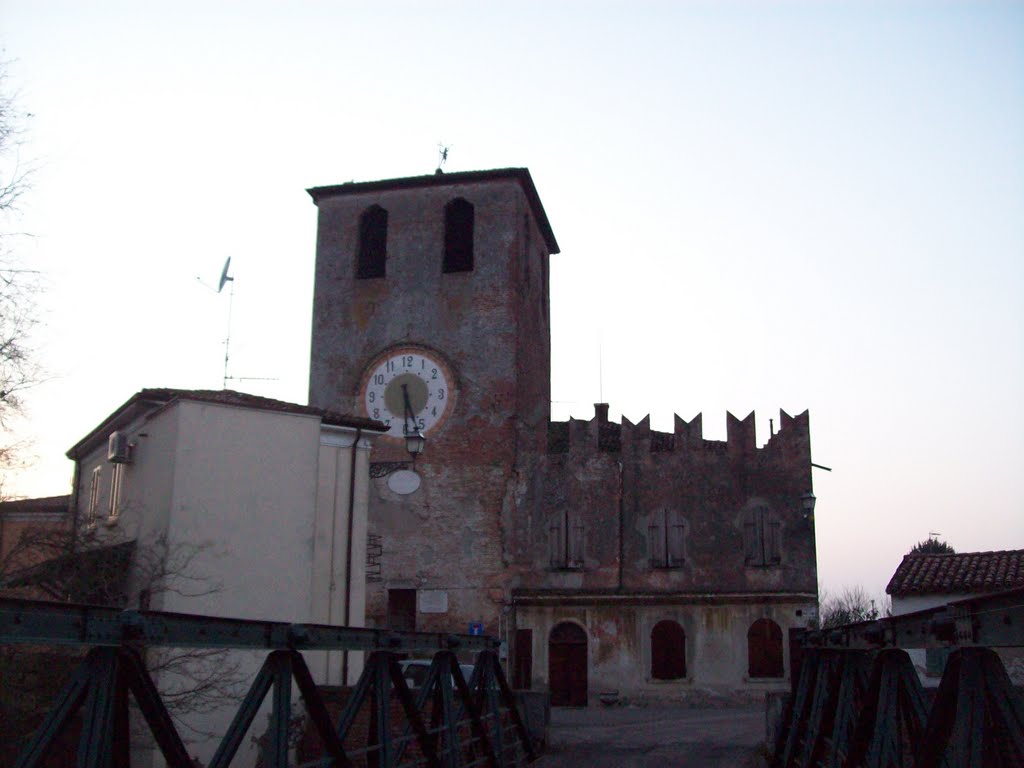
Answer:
[{"left": 360, "top": 348, "right": 455, "bottom": 439}]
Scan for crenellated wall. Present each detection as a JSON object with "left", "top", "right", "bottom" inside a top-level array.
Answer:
[{"left": 508, "top": 405, "right": 817, "bottom": 596}]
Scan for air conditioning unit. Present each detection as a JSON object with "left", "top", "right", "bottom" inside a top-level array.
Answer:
[{"left": 108, "top": 431, "right": 132, "bottom": 464}]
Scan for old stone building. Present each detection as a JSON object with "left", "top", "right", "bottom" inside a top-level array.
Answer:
[{"left": 307, "top": 168, "right": 818, "bottom": 703}]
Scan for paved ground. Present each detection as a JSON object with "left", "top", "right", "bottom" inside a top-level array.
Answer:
[{"left": 533, "top": 705, "right": 768, "bottom": 768}]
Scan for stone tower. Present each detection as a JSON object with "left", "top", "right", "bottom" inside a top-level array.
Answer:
[{"left": 308, "top": 168, "right": 559, "bottom": 634}]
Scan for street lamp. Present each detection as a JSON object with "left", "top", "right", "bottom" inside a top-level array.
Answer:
[
  {"left": 405, "top": 429, "right": 426, "bottom": 462},
  {"left": 801, "top": 492, "right": 816, "bottom": 520}
]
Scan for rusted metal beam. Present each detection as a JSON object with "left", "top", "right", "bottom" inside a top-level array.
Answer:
[
  {"left": 800, "top": 586, "right": 1024, "bottom": 651},
  {"left": 916, "top": 647, "right": 1024, "bottom": 767},
  {"left": 0, "top": 597, "right": 497, "bottom": 652}
]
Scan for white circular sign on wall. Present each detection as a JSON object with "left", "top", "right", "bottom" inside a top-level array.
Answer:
[{"left": 387, "top": 469, "right": 422, "bottom": 495}]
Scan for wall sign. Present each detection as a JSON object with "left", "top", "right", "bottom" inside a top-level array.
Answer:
[
  {"left": 387, "top": 469, "right": 422, "bottom": 495},
  {"left": 418, "top": 590, "right": 449, "bottom": 614}
]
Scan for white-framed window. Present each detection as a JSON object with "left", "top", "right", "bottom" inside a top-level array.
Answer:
[
  {"left": 107, "top": 463, "right": 124, "bottom": 521},
  {"left": 86, "top": 466, "right": 102, "bottom": 526}
]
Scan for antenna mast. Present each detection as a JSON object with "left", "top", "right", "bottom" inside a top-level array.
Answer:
[{"left": 221, "top": 287, "right": 235, "bottom": 388}]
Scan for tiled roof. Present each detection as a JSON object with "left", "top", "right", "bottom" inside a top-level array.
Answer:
[
  {"left": 68, "top": 388, "right": 385, "bottom": 458},
  {"left": 0, "top": 495, "right": 71, "bottom": 515},
  {"left": 886, "top": 550, "right": 1024, "bottom": 597},
  {"left": 136, "top": 388, "right": 385, "bottom": 431}
]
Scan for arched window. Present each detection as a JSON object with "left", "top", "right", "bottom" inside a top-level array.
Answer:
[
  {"left": 747, "top": 618, "right": 784, "bottom": 678},
  {"left": 650, "top": 620, "right": 686, "bottom": 680},
  {"left": 357, "top": 205, "right": 388, "bottom": 278},
  {"left": 443, "top": 197, "right": 474, "bottom": 273}
]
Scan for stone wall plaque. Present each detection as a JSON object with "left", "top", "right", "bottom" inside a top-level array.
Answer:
[{"left": 418, "top": 590, "right": 449, "bottom": 614}]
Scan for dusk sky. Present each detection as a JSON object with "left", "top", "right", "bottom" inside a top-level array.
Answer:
[{"left": 2, "top": 1, "right": 1022, "bottom": 599}]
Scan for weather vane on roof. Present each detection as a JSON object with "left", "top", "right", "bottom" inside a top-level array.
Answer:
[{"left": 436, "top": 143, "right": 451, "bottom": 173}]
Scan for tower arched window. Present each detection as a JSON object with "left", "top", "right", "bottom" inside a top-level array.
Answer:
[
  {"left": 747, "top": 618, "right": 784, "bottom": 678},
  {"left": 650, "top": 620, "right": 687, "bottom": 680},
  {"left": 357, "top": 205, "right": 388, "bottom": 279},
  {"left": 443, "top": 197, "right": 474, "bottom": 273}
]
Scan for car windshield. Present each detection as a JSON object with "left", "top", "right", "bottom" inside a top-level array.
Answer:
[{"left": 402, "top": 663, "right": 430, "bottom": 688}]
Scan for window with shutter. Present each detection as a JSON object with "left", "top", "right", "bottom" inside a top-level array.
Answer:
[
  {"left": 550, "top": 511, "right": 584, "bottom": 570},
  {"left": 743, "top": 505, "right": 781, "bottom": 567},
  {"left": 649, "top": 510, "right": 685, "bottom": 568}
]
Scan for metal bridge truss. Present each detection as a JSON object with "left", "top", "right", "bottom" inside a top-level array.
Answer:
[
  {"left": 0, "top": 598, "right": 537, "bottom": 768},
  {"left": 773, "top": 587, "right": 1024, "bottom": 767}
]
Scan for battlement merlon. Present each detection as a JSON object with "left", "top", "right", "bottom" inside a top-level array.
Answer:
[{"left": 546, "top": 404, "right": 811, "bottom": 458}]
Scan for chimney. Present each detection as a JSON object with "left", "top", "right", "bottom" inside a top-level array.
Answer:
[{"left": 594, "top": 403, "right": 609, "bottom": 424}]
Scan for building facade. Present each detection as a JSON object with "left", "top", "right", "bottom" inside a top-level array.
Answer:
[
  {"left": 64, "top": 388, "right": 386, "bottom": 763},
  {"left": 307, "top": 168, "right": 818, "bottom": 703}
]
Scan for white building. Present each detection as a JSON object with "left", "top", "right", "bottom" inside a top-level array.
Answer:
[
  {"left": 65, "top": 388, "right": 387, "bottom": 764},
  {"left": 886, "top": 548, "right": 1024, "bottom": 682}
]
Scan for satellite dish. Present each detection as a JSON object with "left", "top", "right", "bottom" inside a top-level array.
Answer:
[{"left": 217, "top": 257, "right": 233, "bottom": 293}]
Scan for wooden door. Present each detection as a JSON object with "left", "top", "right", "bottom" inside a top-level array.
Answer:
[
  {"left": 513, "top": 628, "right": 533, "bottom": 690},
  {"left": 548, "top": 622, "right": 587, "bottom": 706},
  {"left": 387, "top": 589, "right": 416, "bottom": 631}
]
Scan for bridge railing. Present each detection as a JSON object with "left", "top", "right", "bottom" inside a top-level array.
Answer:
[
  {"left": 0, "top": 598, "right": 537, "bottom": 768},
  {"left": 771, "top": 586, "right": 1024, "bottom": 767}
]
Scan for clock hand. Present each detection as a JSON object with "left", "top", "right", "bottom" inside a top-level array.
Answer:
[{"left": 402, "top": 383, "right": 417, "bottom": 432}]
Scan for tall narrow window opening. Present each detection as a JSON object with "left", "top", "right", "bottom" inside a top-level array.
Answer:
[
  {"left": 650, "top": 620, "right": 687, "bottom": 680},
  {"left": 443, "top": 197, "right": 474, "bottom": 273},
  {"left": 357, "top": 205, "right": 388, "bottom": 278},
  {"left": 748, "top": 618, "right": 784, "bottom": 678}
]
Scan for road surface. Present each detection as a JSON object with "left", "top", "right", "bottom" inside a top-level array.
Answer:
[{"left": 533, "top": 704, "right": 767, "bottom": 768}]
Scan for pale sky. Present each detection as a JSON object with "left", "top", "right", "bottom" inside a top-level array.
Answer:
[{"left": 2, "top": 1, "right": 1022, "bottom": 598}]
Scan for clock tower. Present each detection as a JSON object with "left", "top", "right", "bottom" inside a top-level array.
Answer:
[{"left": 308, "top": 168, "right": 559, "bottom": 634}]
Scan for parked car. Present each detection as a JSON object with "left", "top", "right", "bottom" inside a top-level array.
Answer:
[{"left": 398, "top": 659, "right": 476, "bottom": 689}]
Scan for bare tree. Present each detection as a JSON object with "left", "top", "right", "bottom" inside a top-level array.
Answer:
[
  {"left": 0, "top": 61, "right": 42, "bottom": 497},
  {"left": 0, "top": 524, "right": 246, "bottom": 758},
  {"left": 817, "top": 585, "right": 891, "bottom": 629}
]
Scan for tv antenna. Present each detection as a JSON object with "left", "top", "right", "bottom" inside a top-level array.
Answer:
[{"left": 197, "top": 257, "right": 276, "bottom": 389}]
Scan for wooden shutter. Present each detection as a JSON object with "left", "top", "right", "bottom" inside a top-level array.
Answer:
[
  {"left": 548, "top": 520, "right": 562, "bottom": 567},
  {"left": 767, "top": 517, "right": 782, "bottom": 564},
  {"left": 668, "top": 516, "right": 686, "bottom": 566},
  {"left": 743, "top": 513, "right": 760, "bottom": 565},
  {"left": 568, "top": 520, "right": 584, "bottom": 568},
  {"left": 648, "top": 520, "right": 665, "bottom": 567}
]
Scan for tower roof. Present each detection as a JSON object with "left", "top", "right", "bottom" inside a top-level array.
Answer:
[{"left": 307, "top": 167, "right": 559, "bottom": 254}]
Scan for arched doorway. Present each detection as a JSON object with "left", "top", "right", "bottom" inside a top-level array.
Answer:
[
  {"left": 548, "top": 622, "right": 587, "bottom": 706},
  {"left": 747, "top": 618, "right": 784, "bottom": 678}
]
